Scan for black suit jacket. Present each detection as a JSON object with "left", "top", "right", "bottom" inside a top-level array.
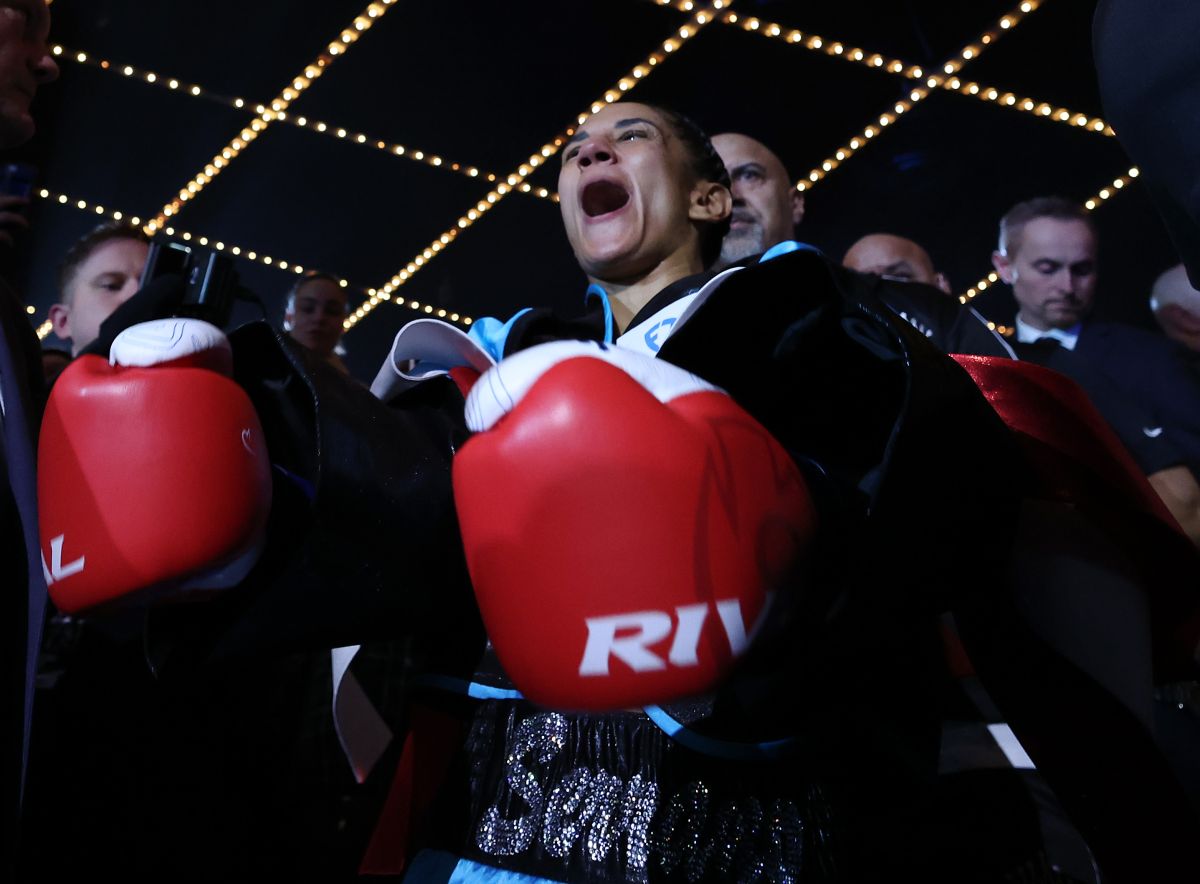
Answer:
[
  {"left": 0, "top": 278, "right": 45, "bottom": 871},
  {"left": 1073, "top": 320, "right": 1200, "bottom": 474}
]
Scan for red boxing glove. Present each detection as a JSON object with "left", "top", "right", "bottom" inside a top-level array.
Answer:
[
  {"left": 39, "top": 319, "right": 272, "bottom": 613},
  {"left": 454, "top": 341, "right": 816, "bottom": 710}
]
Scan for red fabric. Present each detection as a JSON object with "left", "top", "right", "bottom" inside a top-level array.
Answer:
[
  {"left": 939, "top": 618, "right": 976, "bottom": 679},
  {"left": 448, "top": 365, "right": 481, "bottom": 399},
  {"left": 952, "top": 354, "right": 1200, "bottom": 676},
  {"left": 359, "top": 704, "right": 464, "bottom": 877},
  {"left": 952, "top": 355, "right": 1175, "bottom": 525}
]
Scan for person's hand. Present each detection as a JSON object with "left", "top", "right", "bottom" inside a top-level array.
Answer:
[
  {"left": 0, "top": 193, "right": 30, "bottom": 246},
  {"left": 40, "top": 318, "right": 272, "bottom": 612},
  {"left": 454, "top": 341, "right": 817, "bottom": 710}
]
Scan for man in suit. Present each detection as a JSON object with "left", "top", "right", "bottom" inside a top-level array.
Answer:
[
  {"left": 0, "top": 0, "right": 58, "bottom": 872},
  {"left": 992, "top": 195, "right": 1200, "bottom": 543}
]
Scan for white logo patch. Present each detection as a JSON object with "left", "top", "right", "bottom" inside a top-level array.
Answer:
[
  {"left": 578, "top": 594, "right": 773, "bottom": 676},
  {"left": 41, "top": 534, "right": 85, "bottom": 585}
]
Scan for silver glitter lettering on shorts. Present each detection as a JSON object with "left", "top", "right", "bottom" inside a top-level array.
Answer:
[
  {"left": 655, "top": 780, "right": 711, "bottom": 882},
  {"left": 710, "top": 796, "right": 764, "bottom": 881},
  {"left": 764, "top": 798, "right": 804, "bottom": 884},
  {"left": 475, "top": 712, "right": 568, "bottom": 856},
  {"left": 613, "top": 774, "right": 659, "bottom": 877},
  {"left": 542, "top": 768, "right": 598, "bottom": 858},
  {"left": 651, "top": 785, "right": 814, "bottom": 882},
  {"left": 543, "top": 768, "right": 659, "bottom": 879}
]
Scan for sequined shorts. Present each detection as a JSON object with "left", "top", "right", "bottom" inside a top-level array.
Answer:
[{"left": 425, "top": 700, "right": 841, "bottom": 883}]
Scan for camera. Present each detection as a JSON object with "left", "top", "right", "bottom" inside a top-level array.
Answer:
[{"left": 139, "top": 239, "right": 240, "bottom": 328}]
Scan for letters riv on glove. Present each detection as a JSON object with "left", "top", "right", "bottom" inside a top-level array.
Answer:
[{"left": 454, "top": 348, "right": 815, "bottom": 710}]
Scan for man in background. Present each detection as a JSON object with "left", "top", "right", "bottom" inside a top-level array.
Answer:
[
  {"left": 48, "top": 222, "right": 149, "bottom": 356},
  {"left": 710, "top": 132, "right": 805, "bottom": 271},
  {"left": 993, "top": 196, "right": 1200, "bottom": 543},
  {"left": 710, "top": 131, "right": 1011, "bottom": 356},
  {"left": 843, "top": 232, "right": 953, "bottom": 295}
]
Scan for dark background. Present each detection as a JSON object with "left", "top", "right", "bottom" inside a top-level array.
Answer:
[{"left": 9, "top": 0, "right": 1176, "bottom": 379}]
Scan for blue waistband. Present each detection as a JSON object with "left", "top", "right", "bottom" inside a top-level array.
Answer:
[{"left": 403, "top": 850, "right": 567, "bottom": 884}]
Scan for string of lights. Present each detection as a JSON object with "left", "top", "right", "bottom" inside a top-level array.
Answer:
[
  {"left": 957, "top": 166, "right": 1140, "bottom": 322},
  {"left": 151, "top": 0, "right": 399, "bottom": 229},
  {"left": 647, "top": 0, "right": 924, "bottom": 79},
  {"left": 52, "top": 44, "right": 556, "bottom": 201},
  {"left": 648, "top": 0, "right": 1106, "bottom": 142},
  {"left": 343, "top": 2, "right": 729, "bottom": 334},
  {"left": 929, "top": 74, "right": 1112, "bottom": 135},
  {"left": 39, "top": 0, "right": 1114, "bottom": 342},
  {"left": 793, "top": 0, "right": 1046, "bottom": 195},
  {"left": 30, "top": 185, "right": 320, "bottom": 342},
  {"left": 27, "top": 185, "right": 479, "bottom": 339}
]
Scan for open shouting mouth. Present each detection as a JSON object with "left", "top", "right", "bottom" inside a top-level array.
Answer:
[{"left": 581, "top": 179, "right": 631, "bottom": 219}]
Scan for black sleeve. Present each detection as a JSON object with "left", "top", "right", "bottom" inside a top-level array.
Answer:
[
  {"left": 80, "top": 273, "right": 188, "bottom": 358},
  {"left": 1017, "top": 340, "right": 1186, "bottom": 476},
  {"left": 145, "top": 322, "right": 485, "bottom": 676},
  {"left": 1141, "top": 342, "right": 1200, "bottom": 474},
  {"left": 658, "top": 247, "right": 1025, "bottom": 804},
  {"left": 844, "top": 272, "right": 1015, "bottom": 358},
  {"left": 1094, "top": 395, "right": 1188, "bottom": 477}
]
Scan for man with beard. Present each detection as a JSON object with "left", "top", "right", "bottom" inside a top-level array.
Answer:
[
  {"left": 710, "top": 132, "right": 1011, "bottom": 358},
  {"left": 710, "top": 132, "right": 805, "bottom": 271}
]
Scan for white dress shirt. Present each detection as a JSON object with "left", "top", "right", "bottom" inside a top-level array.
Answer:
[{"left": 1015, "top": 316, "right": 1082, "bottom": 350}]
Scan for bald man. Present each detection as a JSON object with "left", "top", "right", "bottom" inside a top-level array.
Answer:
[
  {"left": 844, "top": 233, "right": 953, "bottom": 295},
  {"left": 1151, "top": 263, "right": 1200, "bottom": 352},
  {"left": 711, "top": 133, "right": 805, "bottom": 269}
]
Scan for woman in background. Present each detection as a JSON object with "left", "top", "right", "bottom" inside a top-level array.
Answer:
[{"left": 284, "top": 270, "right": 350, "bottom": 373}]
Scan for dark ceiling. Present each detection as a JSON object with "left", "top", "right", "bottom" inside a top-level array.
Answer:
[{"left": 10, "top": 0, "right": 1175, "bottom": 379}]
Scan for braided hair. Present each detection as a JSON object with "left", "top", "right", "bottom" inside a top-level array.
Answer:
[{"left": 647, "top": 105, "right": 732, "bottom": 269}]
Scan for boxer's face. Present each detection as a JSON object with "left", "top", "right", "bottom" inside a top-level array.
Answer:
[{"left": 558, "top": 103, "right": 709, "bottom": 282}]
